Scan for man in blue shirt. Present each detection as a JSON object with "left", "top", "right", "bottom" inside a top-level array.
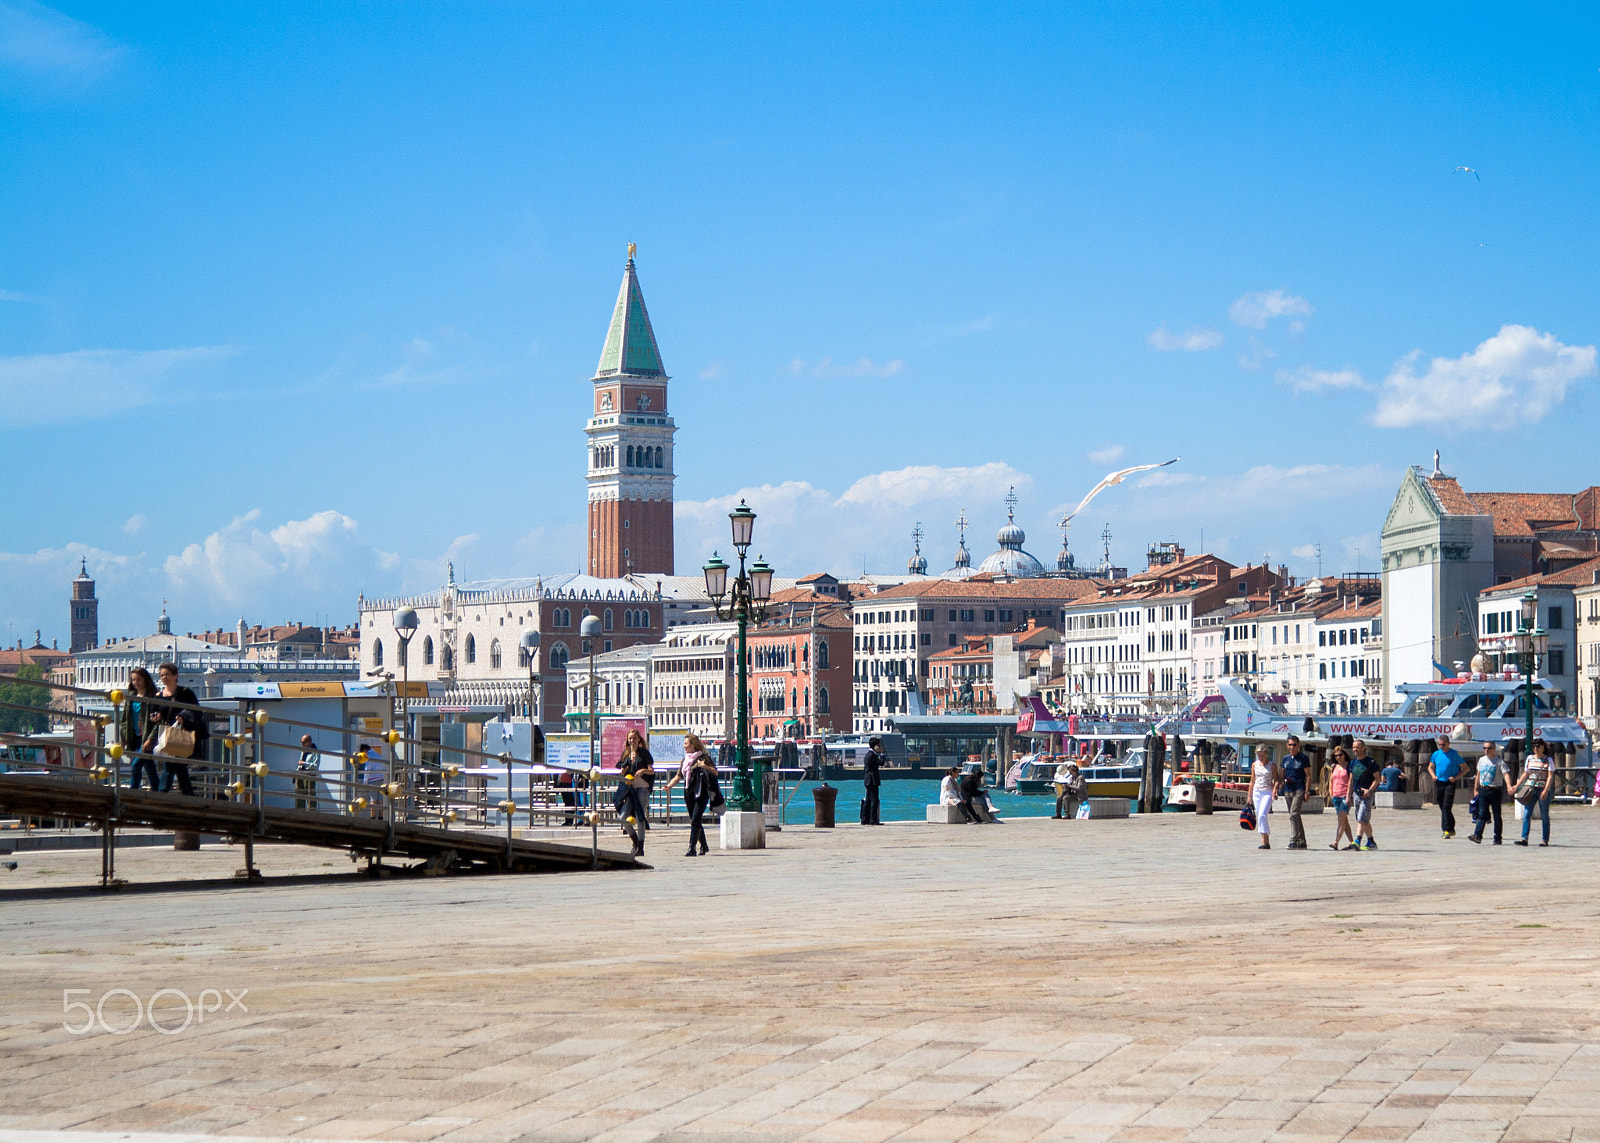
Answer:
[
  {"left": 1278, "top": 735, "right": 1310, "bottom": 849},
  {"left": 1430, "top": 733, "right": 1465, "bottom": 838},
  {"left": 1379, "top": 762, "right": 1404, "bottom": 792}
]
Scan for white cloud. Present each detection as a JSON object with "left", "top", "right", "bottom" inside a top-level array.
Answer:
[
  {"left": 0, "top": 346, "right": 237, "bottom": 427},
  {"left": 836, "top": 462, "right": 1028, "bottom": 509},
  {"left": 787, "top": 356, "right": 904, "bottom": 379},
  {"left": 1291, "top": 543, "right": 1318, "bottom": 561},
  {"left": 1148, "top": 325, "right": 1224, "bottom": 352},
  {"left": 1087, "top": 444, "right": 1125, "bottom": 466},
  {"left": 699, "top": 360, "right": 724, "bottom": 380},
  {"left": 1372, "top": 324, "right": 1597, "bottom": 430},
  {"left": 0, "top": 542, "right": 139, "bottom": 648},
  {"left": 1229, "top": 289, "right": 1314, "bottom": 329},
  {"left": 122, "top": 513, "right": 146, "bottom": 535},
  {"left": 164, "top": 509, "right": 399, "bottom": 611},
  {"left": 1276, "top": 365, "right": 1370, "bottom": 394},
  {"left": 0, "top": 1, "right": 124, "bottom": 79},
  {"left": 675, "top": 463, "right": 1033, "bottom": 577}
]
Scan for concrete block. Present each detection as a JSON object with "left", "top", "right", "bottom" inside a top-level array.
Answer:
[
  {"left": 1375, "top": 791, "right": 1425, "bottom": 810},
  {"left": 720, "top": 809, "right": 766, "bottom": 850},
  {"left": 926, "top": 804, "right": 966, "bottom": 823},
  {"left": 1083, "top": 797, "right": 1129, "bottom": 819}
]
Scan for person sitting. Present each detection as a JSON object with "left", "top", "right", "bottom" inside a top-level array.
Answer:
[
  {"left": 959, "top": 766, "right": 999, "bottom": 824},
  {"left": 941, "top": 766, "right": 979, "bottom": 823},
  {"left": 1053, "top": 760, "right": 1084, "bottom": 820},
  {"left": 1378, "top": 760, "right": 1404, "bottom": 792}
]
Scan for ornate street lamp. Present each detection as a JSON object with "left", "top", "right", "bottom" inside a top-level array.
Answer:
[
  {"left": 581, "top": 614, "right": 602, "bottom": 867},
  {"left": 1510, "top": 591, "right": 1551, "bottom": 764},
  {"left": 702, "top": 500, "right": 776, "bottom": 814},
  {"left": 519, "top": 630, "right": 542, "bottom": 728}
]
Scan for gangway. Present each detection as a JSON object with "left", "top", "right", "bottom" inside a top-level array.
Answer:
[{"left": 0, "top": 674, "right": 648, "bottom": 883}]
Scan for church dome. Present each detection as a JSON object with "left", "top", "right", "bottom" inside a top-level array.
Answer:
[{"left": 977, "top": 491, "right": 1045, "bottom": 578}]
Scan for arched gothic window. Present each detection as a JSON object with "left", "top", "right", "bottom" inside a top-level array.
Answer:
[
  {"left": 818, "top": 640, "right": 829, "bottom": 670},
  {"left": 423, "top": 636, "right": 434, "bottom": 665},
  {"left": 604, "top": 609, "right": 613, "bottom": 631},
  {"left": 626, "top": 445, "right": 634, "bottom": 467},
  {"left": 490, "top": 639, "right": 502, "bottom": 670},
  {"left": 465, "top": 634, "right": 476, "bottom": 664},
  {"left": 442, "top": 645, "right": 454, "bottom": 671},
  {"left": 549, "top": 642, "right": 570, "bottom": 670},
  {"left": 372, "top": 638, "right": 384, "bottom": 667},
  {"left": 655, "top": 446, "right": 664, "bottom": 468}
]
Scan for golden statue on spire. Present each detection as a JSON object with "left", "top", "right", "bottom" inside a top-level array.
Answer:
[{"left": 627, "top": 242, "right": 637, "bottom": 261}]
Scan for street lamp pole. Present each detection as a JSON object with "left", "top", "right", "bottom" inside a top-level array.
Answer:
[
  {"left": 1512, "top": 591, "right": 1550, "bottom": 769},
  {"left": 520, "top": 630, "right": 542, "bottom": 728},
  {"left": 703, "top": 500, "right": 775, "bottom": 816},
  {"left": 394, "top": 608, "right": 419, "bottom": 826},
  {"left": 581, "top": 614, "right": 601, "bottom": 868}
]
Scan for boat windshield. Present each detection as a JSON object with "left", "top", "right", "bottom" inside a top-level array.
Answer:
[
  {"left": 1449, "top": 692, "right": 1503, "bottom": 718},
  {"left": 1407, "top": 694, "right": 1455, "bottom": 717}
]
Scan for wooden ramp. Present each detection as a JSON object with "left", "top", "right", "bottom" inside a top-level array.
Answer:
[{"left": 0, "top": 774, "right": 646, "bottom": 875}]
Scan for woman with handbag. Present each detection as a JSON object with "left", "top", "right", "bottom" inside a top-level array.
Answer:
[
  {"left": 1513, "top": 740, "right": 1557, "bottom": 846},
  {"left": 1249, "top": 745, "right": 1280, "bottom": 850},
  {"left": 680, "top": 733, "right": 719, "bottom": 856},
  {"left": 615, "top": 729, "right": 655, "bottom": 857},
  {"left": 143, "top": 662, "right": 205, "bottom": 796},
  {"left": 123, "top": 667, "right": 160, "bottom": 791}
]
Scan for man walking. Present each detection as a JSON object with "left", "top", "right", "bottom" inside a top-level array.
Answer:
[
  {"left": 1279, "top": 735, "right": 1310, "bottom": 849},
  {"left": 862, "top": 737, "right": 886, "bottom": 825},
  {"left": 1470, "top": 741, "right": 1508, "bottom": 844},
  {"left": 1430, "top": 733, "right": 1465, "bottom": 838},
  {"left": 295, "top": 734, "right": 320, "bottom": 811},
  {"left": 1348, "top": 738, "right": 1380, "bottom": 850}
]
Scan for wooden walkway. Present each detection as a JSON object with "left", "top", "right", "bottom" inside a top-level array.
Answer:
[{"left": 0, "top": 773, "right": 647, "bottom": 875}]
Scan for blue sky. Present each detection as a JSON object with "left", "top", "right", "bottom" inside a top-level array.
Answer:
[{"left": 3, "top": 2, "right": 1599, "bottom": 645}]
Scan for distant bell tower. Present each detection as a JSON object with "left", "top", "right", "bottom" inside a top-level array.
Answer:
[
  {"left": 70, "top": 558, "right": 98, "bottom": 652},
  {"left": 585, "top": 245, "right": 677, "bottom": 578}
]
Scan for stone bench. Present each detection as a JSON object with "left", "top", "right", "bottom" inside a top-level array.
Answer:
[
  {"left": 1375, "top": 791, "right": 1424, "bottom": 810},
  {"left": 927, "top": 804, "right": 967, "bottom": 823},
  {"left": 1081, "top": 798, "right": 1129, "bottom": 819}
]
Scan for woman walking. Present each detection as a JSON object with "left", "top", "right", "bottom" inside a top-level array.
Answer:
[
  {"left": 1327, "top": 747, "right": 1354, "bottom": 850},
  {"left": 680, "top": 733, "right": 718, "bottom": 856},
  {"left": 615, "top": 729, "right": 655, "bottom": 857},
  {"left": 123, "top": 667, "right": 159, "bottom": 790},
  {"left": 1250, "top": 745, "right": 1280, "bottom": 850},
  {"left": 143, "top": 662, "right": 205, "bottom": 796},
  {"left": 1514, "top": 740, "right": 1557, "bottom": 846}
]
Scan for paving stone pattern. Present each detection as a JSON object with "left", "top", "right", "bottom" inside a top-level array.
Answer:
[{"left": 2, "top": 808, "right": 1599, "bottom": 1142}]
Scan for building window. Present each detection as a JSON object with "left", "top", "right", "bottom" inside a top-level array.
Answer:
[
  {"left": 373, "top": 638, "right": 383, "bottom": 667},
  {"left": 490, "top": 639, "right": 502, "bottom": 670},
  {"left": 550, "top": 642, "right": 570, "bottom": 670},
  {"left": 424, "top": 636, "right": 434, "bottom": 665},
  {"left": 442, "top": 646, "right": 454, "bottom": 671},
  {"left": 604, "top": 609, "right": 613, "bottom": 631},
  {"left": 398, "top": 638, "right": 408, "bottom": 668},
  {"left": 948, "top": 634, "right": 958, "bottom": 646},
  {"left": 818, "top": 641, "right": 829, "bottom": 670},
  {"left": 1549, "top": 606, "right": 1564, "bottom": 630},
  {"left": 949, "top": 609, "right": 958, "bottom": 621},
  {"left": 1548, "top": 648, "right": 1566, "bottom": 675},
  {"left": 465, "top": 634, "right": 476, "bottom": 664},
  {"left": 960, "top": 609, "right": 975, "bottom": 622}
]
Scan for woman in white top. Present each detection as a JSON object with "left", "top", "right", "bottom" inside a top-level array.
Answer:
[
  {"left": 1250, "top": 745, "right": 1280, "bottom": 850},
  {"left": 941, "top": 766, "right": 980, "bottom": 823}
]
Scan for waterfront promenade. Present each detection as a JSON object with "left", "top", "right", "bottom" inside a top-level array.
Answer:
[{"left": 2, "top": 808, "right": 1598, "bottom": 1143}]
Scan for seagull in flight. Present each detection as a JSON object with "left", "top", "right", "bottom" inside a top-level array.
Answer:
[
  {"left": 1454, "top": 166, "right": 1480, "bottom": 180},
  {"left": 1061, "top": 458, "right": 1180, "bottom": 526}
]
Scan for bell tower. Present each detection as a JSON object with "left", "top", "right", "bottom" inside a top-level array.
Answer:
[
  {"left": 70, "top": 558, "right": 98, "bottom": 652},
  {"left": 585, "top": 246, "right": 676, "bottom": 578}
]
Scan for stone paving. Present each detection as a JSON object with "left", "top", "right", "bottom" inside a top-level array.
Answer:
[{"left": 2, "top": 805, "right": 1598, "bottom": 1143}]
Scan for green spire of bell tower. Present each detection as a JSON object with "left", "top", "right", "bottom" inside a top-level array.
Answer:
[{"left": 595, "top": 245, "right": 666, "bottom": 377}]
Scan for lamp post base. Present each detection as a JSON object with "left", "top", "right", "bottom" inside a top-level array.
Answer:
[{"left": 719, "top": 810, "right": 766, "bottom": 850}]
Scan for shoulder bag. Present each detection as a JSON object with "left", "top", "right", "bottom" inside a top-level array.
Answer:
[{"left": 1513, "top": 766, "right": 1547, "bottom": 806}]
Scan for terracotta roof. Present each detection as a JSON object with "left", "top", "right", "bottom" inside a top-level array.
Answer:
[
  {"left": 1424, "top": 475, "right": 1478, "bottom": 516},
  {"left": 860, "top": 578, "right": 1100, "bottom": 603},
  {"left": 0, "top": 647, "right": 71, "bottom": 670},
  {"left": 1480, "top": 555, "right": 1600, "bottom": 596},
  {"left": 1319, "top": 599, "right": 1382, "bottom": 621}
]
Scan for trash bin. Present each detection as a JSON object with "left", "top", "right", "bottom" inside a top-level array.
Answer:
[
  {"left": 173, "top": 829, "right": 202, "bottom": 850},
  {"left": 1194, "top": 780, "right": 1214, "bottom": 816},
  {"left": 812, "top": 783, "right": 838, "bottom": 828}
]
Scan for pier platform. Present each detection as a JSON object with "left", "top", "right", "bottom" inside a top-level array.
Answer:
[{"left": 2, "top": 805, "right": 1597, "bottom": 1142}]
